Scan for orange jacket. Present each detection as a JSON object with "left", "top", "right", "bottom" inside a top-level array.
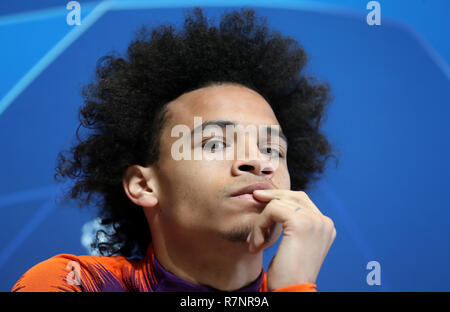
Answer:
[{"left": 11, "top": 243, "right": 317, "bottom": 292}]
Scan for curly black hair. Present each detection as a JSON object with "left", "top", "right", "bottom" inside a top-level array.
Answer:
[{"left": 55, "top": 7, "right": 336, "bottom": 259}]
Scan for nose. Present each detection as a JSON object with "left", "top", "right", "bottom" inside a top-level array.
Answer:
[
  {"left": 231, "top": 157, "right": 275, "bottom": 178},
  {"left": 230, "top": 132, "right": 278, "bottom": 178}
]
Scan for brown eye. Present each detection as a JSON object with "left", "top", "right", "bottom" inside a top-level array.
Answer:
[
  {"left": 203, "top": 139, "right": 227, "bottom": 153},
  {"left": 261, "top": 146, "right": 284, "bottom": 158}
]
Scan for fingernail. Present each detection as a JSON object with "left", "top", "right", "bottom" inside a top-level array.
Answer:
[
  {"left": 254, "top": 190, "right": 270, "bottom": 195},
  {"left": 246, "top": 233, "right": 251, "bottom": 243}
]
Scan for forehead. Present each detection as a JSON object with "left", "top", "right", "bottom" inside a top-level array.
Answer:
[{"left": 165, "top": 84, "right": 280, "bottom": 129}]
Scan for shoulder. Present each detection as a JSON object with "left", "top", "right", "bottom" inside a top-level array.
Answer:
[{"left": 11, "top": 253, "right": 133, "bottom": 292}]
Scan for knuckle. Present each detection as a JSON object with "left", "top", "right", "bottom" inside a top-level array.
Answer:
[
  {"left": 325, "top": 216, "right": 337, "bottom": 239},
  {"left": 329, "top": 227, "right": 337, "bottom": 242},
  {"left": 295, "top": 190, "right": 308, "bottom": 198},
  {"left": 323, "top": 215, "right": 335, "bottom": 227}
]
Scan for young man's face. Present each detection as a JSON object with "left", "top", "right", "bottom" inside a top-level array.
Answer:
[{"left": 152, "top": 83, "right": 290, "bottom": 244}]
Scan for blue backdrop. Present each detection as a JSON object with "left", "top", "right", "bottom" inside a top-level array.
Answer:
[{"left": 1, "top": 0, "right": 449, "bottom": 291}]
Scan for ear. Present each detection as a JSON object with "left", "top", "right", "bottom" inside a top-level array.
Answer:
[{"left": 122, "top": 165, "right": 159, "bottom": 208}]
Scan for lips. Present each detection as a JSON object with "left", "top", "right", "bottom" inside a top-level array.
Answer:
[{"left": 230, "top": 182, "right": 274, "bottom": 197}]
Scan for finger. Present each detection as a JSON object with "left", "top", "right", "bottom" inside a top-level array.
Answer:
[
  {"left": 251, "top": 190, "right": 280, "bottom": 202},
  {"left": 252, "top": 189, "right": 291, "bottom": 198},
  {"left": 249, "top": 200, "right": 296, "bottom": 253},
  {"left": 291, "top": 191, "right": 323, "bottom": 216},
  {"left": 253, "top": 189, "right": 323, "bottom": 216},
  {"left": 251, "top": 222, "right": 282, "bottom": 253},
  {"left": 262, "top": 197, "right": 304, "bottom": 214},
  {"left": 253, "top": 189, "right": 306, "bottom": 204}
]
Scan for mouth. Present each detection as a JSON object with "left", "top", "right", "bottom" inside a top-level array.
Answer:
[
  {"left": 230, "top": 182, "right": 274, "bottom": 205},
  {"left": 232, "top": 193, "right": 266, "bottom": 205}
]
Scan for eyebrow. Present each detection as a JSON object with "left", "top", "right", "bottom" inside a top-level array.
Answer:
[{"left": 190, "top": 119, "right": 288, "bottom": 146}]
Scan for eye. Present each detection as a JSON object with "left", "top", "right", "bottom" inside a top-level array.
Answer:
[
  {"left": 202, "top": 139, "right": 227, "bottom": 153},
  {"left": 261, "top": 146, "right": 284, "bottom": 158}
]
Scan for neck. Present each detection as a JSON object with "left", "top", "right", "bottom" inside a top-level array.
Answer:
[{"left": 151, "top": 225, "right": 263, "bottom": 291}]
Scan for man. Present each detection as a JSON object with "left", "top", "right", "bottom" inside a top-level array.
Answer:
[{"left": 12, "top": 8, "right": 336, "bottom": 292}]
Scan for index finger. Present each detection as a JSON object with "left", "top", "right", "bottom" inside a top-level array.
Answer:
[
  {"left": 252, "top": 189, "right": 287, "bottom": 201},
  {"left": 253, "top": 189, "right": 324, "bottom": 216}
]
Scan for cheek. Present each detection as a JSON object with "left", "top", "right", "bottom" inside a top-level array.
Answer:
[
  {"left": 275, "top": 162, "right": 291, "bottom": 190},
  {"left": 184, "top": 160, "right": 229, "bottom": 203},
  {"left": 159, "top": 158, "right": 229, "bottom": 208}
]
